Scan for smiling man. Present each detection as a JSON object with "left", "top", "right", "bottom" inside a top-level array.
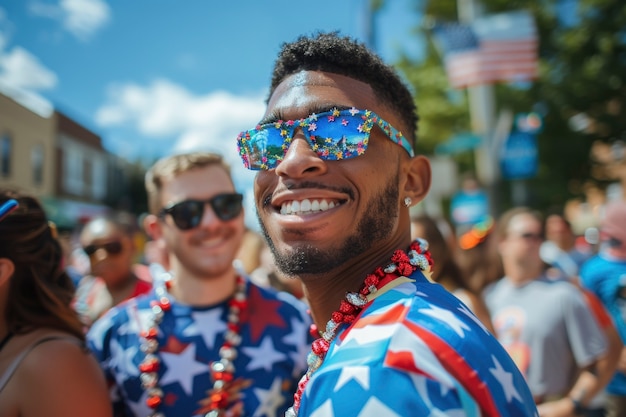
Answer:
[
  {"left": 236, "top": 32, "right": 537, "bottom": 417},
  {"left": 86, "top": 152, "right": 312, "bottom": 417}
]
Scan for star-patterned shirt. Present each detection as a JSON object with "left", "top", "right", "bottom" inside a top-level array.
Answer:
[
  {"left": 87, "top": 277, "right": 312, "bottom": 417},
  {"left": 297, "top": 270, "right": 538, "bottom": 417}
]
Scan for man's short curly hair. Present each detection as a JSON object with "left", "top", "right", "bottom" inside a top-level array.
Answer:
[{"left": 269, "top": 32, "right": 418, "bottom": 146}]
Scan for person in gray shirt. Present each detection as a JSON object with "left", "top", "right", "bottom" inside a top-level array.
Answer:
[{"left": 485, "top": 207, "right": 614, "bottom": 417}]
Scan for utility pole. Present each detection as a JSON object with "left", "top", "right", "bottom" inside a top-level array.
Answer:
[
  {"left": 364, "top": 0, "right": 384, "bottom": 51},
  {"left": 457, "top": 0, "right": 499, "bottom": 216}
]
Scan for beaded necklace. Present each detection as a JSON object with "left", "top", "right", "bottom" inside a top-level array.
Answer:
[
  {"left": 285, "top": 239, "right": 432, "bottom": 417},
  {"left": 138, "top": 272, "right": 248, "bottom": 417}
]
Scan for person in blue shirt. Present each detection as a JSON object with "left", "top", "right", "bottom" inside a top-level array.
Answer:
[{"left": 581, "top": 201, "right": 626, "bottom": 417}]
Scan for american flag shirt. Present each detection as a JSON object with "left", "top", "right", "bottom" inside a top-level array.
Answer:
[
  {"left": 297, "top": 271, "right": 538, "bottom": 417},
  {"left": 87, "top": 277, "right": 312, "bottom": 417}
]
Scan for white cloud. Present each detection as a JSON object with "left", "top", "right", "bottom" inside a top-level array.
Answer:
[
  {"left": 95, "top": 79, "right": 268, "bottom": 229},
  {"left": 0, "top": 8, "right": 56, "bottom": 117},
  {"left": 0, "top": 46, "right": 58, "bottom": 91},
  {"left": 28, "top": 2, "right": 63, "bottom": 20},
  {"left": 96, "top": 79, "right": 267, "bottom": 163},
  {"left": 29, "top": 0, "right": 111, "bottom": 41}
]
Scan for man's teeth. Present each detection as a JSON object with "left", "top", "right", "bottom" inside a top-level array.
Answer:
[{"left": 280, "top": 199, "right": 337, "bottom": 215}]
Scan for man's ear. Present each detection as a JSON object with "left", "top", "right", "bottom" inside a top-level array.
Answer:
[
  {"left": 0, "top": 258, "right": 15, "bottom": 288},
  {"left": 403, "top": 155, "right": 431, "bottom": 206},
  {"left": 143, "top": 214, "right": 163, "bottom": 241}
]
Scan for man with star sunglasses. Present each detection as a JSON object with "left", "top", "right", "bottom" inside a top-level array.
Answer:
[
  {"left": 237, "top": 107, "right": 414, "bottom": 170},
  {"left": 86, "top": 152, "right": 312, "bottom": 417},
  {"left": 240, "top": 32, "right": 537, "bottom": 417}
]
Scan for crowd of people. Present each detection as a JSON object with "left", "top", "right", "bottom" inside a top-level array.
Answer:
[
  {"left": 409, "top": 202, "right": 626, "bottom": 417},
  {"left": 0, "top": 31, "right": 624, "bottom": 417}
]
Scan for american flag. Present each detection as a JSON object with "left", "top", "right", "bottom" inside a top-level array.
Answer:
[{"left": 433, "top": 10, "right": 539, "bottom": 89}]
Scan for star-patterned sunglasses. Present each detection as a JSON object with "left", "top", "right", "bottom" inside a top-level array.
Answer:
[{"left": 236, "top": 107, "right": 414, "bottom": 170}]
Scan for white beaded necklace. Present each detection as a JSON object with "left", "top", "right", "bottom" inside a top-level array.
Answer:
[{"left": 138, "top": 267, "right": 248, "bottom": 417}]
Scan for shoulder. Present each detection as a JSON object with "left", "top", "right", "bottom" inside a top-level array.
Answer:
[
  {"left": 21, "top": 334, "right": 89, "bottom": 366},
  {"left": 541, "top": 276, "right": 585, "bottom": 295},
  {"left": 87, "top": 293, "right": 155, "bottom": 348},
  {"left": 371, "top": 280, "right": 494, "bottom": 345},
  {"left": 483, "top": 277, "right": 505, "bottom": 291},
  {"left": 526, "top": 277, "right": 586, "bottom": 305},
  {"left": 12, "top": 332, "right": 112, "bottom": 416},
  {"left": 14, "top": 332, "right": 100, "bottom": 385},
  {"left": 582, "top": 253, "right": 626, "bottom": 272},
  {"left": 332, "top": 290, "right": 532, "bottom": 415}
]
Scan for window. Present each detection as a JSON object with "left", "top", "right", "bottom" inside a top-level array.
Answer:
[
  {"left": 32, "top": 144, "right": 44, "bottom": 186},
  {"left": 1, "top": 134, "right": 12, "bottom": 177},
  {"left": 92, "top": 157, "right": 106, "bottom": 199},
  {"left": 64, "top": 146, "right": 83, "bottom": 195}
]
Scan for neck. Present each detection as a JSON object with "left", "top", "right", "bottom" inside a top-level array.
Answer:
[
  {"left": 285, "top": 236, "right": 430, "bottom": 416},
  {"left": 107, "top": 274, "right": 138, "bottom": 305},
  {"left": 170, "top": 264, "right": 238, "bottom": 306},
  {"left": 301, "top": 236, "right": 412, "bottom": 330},
  {"left": 504, "top": 261, "right": 544, "bottom": 285}
]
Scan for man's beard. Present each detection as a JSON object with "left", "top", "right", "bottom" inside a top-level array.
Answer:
[{"left": 257, "top": 174, "right": 400, "bottom": 276}]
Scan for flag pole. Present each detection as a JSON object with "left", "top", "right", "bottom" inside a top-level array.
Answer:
[{"left": 457, "top": 0, "right": 499, "bottom": 216}]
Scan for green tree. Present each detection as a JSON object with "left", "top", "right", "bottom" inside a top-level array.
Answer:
[
  {"left": 105, "top": 159, "right": 149, "bottom": 216},
  {"left": 393, "top": 0, "right": 626, "bottom": 213}
]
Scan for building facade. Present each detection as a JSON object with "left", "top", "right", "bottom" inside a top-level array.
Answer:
[
  {"left": 0, "top": 92, "right": 137, "bottom": 230},
  {"left": 0, "top": 92, "right": 56, "bottom": 196}
]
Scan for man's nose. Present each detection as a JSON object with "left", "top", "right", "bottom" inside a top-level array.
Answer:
[{"left": 275, "top": 130, "right": 327, "bottom": 178}]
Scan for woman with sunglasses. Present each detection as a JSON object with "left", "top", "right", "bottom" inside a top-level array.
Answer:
[
  {"left": 73, "top": 214, "right": 152, "bottom": 328},
  {"left": 0, "top": 189, "right": 112, "bottom": 417},
  {"left": 86, "top": 152, "right": 312, "bottom": 417}
]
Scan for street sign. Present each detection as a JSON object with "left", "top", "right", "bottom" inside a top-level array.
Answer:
[{"left": 500, "top": 131, "right": 538, "bottom": 180}]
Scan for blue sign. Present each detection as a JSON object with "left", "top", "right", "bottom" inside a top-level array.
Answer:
[{"left": 500, "top": 131, "right": 538, "bottom": 180}]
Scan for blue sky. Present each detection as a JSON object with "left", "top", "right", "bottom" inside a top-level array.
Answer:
[{"left": 0, "top": 0, "right": 425, "bottom": 223}]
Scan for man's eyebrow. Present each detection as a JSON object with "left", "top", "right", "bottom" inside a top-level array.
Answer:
[{"left": 258, "top": 105, "right": 356, "bottom": 125}]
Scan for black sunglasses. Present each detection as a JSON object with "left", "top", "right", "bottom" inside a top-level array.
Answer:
[
  {"left": 159, "top": 193, "right": 244, "bottom": 230},
  {"left": 83, "top": 240, "right": 123, "bottom": 257}
]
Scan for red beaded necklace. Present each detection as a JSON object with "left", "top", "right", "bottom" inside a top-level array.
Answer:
[
  {"left": 137, "top": 272, "right": 248, "bottom": 417},
  {"left": 285, "top": 239, "right": 432, "bottom": 417}
]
